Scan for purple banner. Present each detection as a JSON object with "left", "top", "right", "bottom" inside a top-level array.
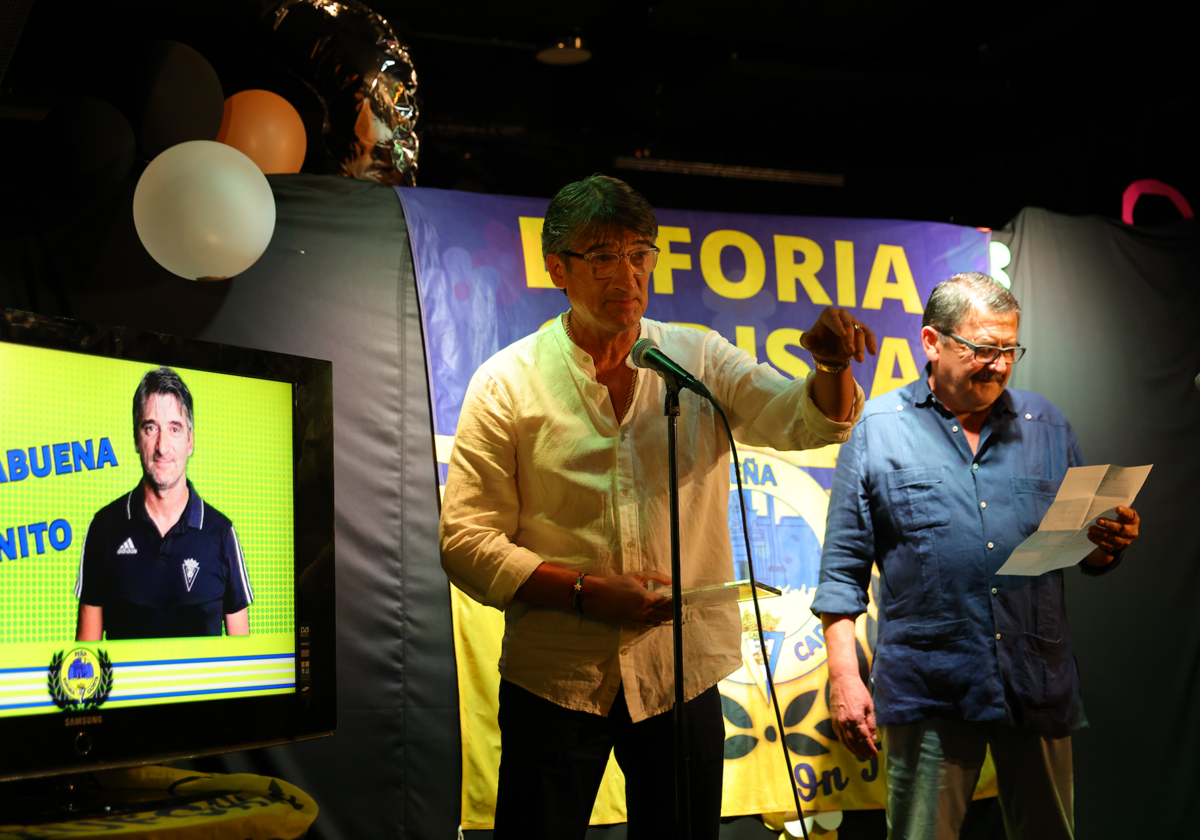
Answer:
[{"left": 398, "top": 186, "right": 989, "bottom": 440}]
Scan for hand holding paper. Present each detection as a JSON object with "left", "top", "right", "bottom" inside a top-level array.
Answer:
[
  {"left": 1086, "top": 504, "right": 1140, "bottom": 559},
  {"left": 996, "top": 464, "right": 1151, "bottom": 576}
]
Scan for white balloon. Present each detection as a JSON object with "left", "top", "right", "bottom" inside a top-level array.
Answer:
[{"left": 133, "top": 140, "right": 276, "bottom": 281}]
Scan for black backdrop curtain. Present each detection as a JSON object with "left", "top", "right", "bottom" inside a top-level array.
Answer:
[
  {"left": 1000, "top": 208, "right": 1200, "bottom": 838},
  {"left": 3, "top": 179, "right": 1198, "bottom": 839}
]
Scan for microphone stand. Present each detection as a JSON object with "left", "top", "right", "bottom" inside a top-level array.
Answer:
[{"left": 663, "top": 376, "right": 691, "bottom": 840}]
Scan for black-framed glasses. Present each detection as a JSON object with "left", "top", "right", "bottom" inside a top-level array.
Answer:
[
  {"left": 560, "top": 246, "right": 660, "bottom": 279},
  {"left": 944, "top": 331, "right": 1026, "bottom": 364}
]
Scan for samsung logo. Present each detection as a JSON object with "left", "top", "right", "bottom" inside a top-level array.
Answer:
[{"left": 64, "top": 715, "right": 102, "bottom": 727}]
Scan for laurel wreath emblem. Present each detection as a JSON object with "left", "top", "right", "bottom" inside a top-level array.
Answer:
[{"left": 48, "top": 649, "right": 115, "bottom": 711}]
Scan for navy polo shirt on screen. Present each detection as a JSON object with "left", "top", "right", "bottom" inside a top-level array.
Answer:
[{"left": 75, "top": 480, "right": 253, "bottom": 640}]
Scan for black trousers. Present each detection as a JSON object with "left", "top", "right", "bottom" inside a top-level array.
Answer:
[{"left": 493, "top": 679, "right": 726, "bottom": 840}]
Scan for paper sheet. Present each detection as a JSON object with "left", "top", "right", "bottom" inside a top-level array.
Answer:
[{"left": 995, "top": 464, "right": 1152, "bottom": 576}]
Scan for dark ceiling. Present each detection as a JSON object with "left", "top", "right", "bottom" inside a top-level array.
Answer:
[{"left": 2, "top": 0, "right": 1195, "bottom": 228}]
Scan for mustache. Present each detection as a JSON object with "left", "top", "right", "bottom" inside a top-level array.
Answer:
[{"left": 972, "top": 370, "right": 1007, "bottom": 383}]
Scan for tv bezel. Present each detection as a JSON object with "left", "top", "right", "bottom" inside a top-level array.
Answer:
[{"left": 0, "top": 309, "right": 336, "bottom": 782}]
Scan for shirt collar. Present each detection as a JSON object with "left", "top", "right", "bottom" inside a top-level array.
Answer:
[
  {"left": 913, "top": 364, "right": 940, "bottom": 409},
  {"left": 182, "top": 480, "right": 204, "bottom": 529},
  {"left": 558, "top": 310, "right": 592, "bottom": 370},
  {"left": 913, "top": 363, "right": 1016, "bottom": 418},
  {"left": 558, "top": 310, "right": 647, "bottom": 373},
  {"left": 131, "top": 479, "right": 203, "bottom": 531}
]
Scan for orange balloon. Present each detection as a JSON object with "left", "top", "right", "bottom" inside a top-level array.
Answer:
[{"left": 216, "top": 90, "right": 307, "bottom": 174}]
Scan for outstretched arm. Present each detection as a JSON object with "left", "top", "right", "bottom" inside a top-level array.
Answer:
[{"left": 802, "top": 307, "right": 878, "bottom": 422}]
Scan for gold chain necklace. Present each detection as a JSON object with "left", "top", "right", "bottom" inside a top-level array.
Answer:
[{"left": 564, "top": 311, "right": 638, "bottom": 419}]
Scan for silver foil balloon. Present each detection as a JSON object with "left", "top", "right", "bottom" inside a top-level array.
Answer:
[{"left": 263, "top": 0, "right": 418, "bottom": 185}]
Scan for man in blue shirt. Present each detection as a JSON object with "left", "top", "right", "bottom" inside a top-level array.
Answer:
[
  {"left": 813, "top": 273, "right": 1141, "bottom": 839},
  {"left": 75, "top": 367, "right": 253, "bottom": 640}
]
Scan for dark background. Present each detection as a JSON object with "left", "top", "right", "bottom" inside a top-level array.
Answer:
[{"left": 1, "top": 0, "right": 1195, "bottom": 226}]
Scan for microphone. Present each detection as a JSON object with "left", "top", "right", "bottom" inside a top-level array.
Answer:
[{"left": 630, "top": 338, "right": 712, "bottom": 400}]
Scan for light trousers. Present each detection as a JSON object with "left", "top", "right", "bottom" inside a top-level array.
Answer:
[{"left": 884, "top": 717, "right": 1074, "bottom": 840}]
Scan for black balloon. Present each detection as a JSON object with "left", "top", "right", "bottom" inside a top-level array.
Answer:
[
  {"left": 259, "top": 0, "right": 419, "bottom": 186},
  {"left": 116, "top": 40, "right": 225, "bottom": 159},
  {"left": 40, "top": 98, "right": 136, "bottom": 193}
]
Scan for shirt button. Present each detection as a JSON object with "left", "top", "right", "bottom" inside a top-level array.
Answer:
[
  {"left": 987, "top": 542, "right": 994, "bottom": 549},
  {"left": 621, "top": 489, "right": 630, "bottom": 496},
  {"left": 972, "top": 463, "right": 979, "bottom": 471},
  {"left": 952, "top": 425, "right": 959, "bottom": 433},
  {"left": 995, "top": 633, "right": 1002, "bottom": 640},
  {"left": 896, "top": 405, "right": 903, "bottom": 411},
  {"left": 621, "top": 648, "right": 629, "bottom": 656},
  {"left": 980, "top": 501, "right": 987, "bottom": 509},
  {"left": 1025, "top": 413, "right": 1032, "bottom": 420},
  {"left": 626, "top": 540, "right": 635, "bottom": 548},
  {"left": 991, "top": 587, "right": 998, "bottom": 595}
]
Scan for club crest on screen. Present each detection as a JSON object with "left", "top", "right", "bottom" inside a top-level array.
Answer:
[
  {"left": 48, "top": 648, "right": 114, "bottom": 711},
  {"left": 182, "top": 558, "right": 200, "bottom": 591}
]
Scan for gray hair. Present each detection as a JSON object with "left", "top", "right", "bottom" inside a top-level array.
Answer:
[
  {"left": 923, "top": 272, "right": 1021, "bottom": 340},
  {"left": 133, "top": 366, "right": 194, "bottom": 432}
]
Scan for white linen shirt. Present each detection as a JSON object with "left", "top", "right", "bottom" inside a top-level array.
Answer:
[{"left": 440, "top": 315, "right": 864, "bottom": 722}]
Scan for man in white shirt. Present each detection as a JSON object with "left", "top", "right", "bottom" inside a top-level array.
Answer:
[{"left": 440, "top": 174, "right": 875, "bottom": 839}]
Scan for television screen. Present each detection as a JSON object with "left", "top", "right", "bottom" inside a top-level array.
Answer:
[{"left": 0, "top": 311, "right": 335, "bottom": 781}]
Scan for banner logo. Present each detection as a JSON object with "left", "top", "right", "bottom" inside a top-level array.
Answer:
[{"left": 48, "top": 648, "right": 114, "bottom": 710}]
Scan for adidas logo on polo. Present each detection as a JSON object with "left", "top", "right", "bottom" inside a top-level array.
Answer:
[{"left": 117, "top": 538, "right": 137, "bottom": 555}]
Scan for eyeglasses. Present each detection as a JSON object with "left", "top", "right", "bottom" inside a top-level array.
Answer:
[
  {"left": 943, "top": 331, "right": 1026, "bottom": 364},
  {"left": 560, "top": 246, "right": 660, "bottom": 279}
]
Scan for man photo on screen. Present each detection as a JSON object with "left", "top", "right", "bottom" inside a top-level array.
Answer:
[
  {"left": 74, "top": 366, "right": 253, "bottom": 641},
  {"left": 813, "top": 273, "right": 1142, "bottom": 839},
  {"left": 439, "top": 174, "right": 877, "bottom": 839}
]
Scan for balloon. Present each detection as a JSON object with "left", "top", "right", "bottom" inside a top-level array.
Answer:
[
  {"left": 259, "top": 0, "right": 419, "bottom": 185},
  {"left": 133, "top": 141, "right": 276, "bottom": 281},
  {"left": 117, "top": 40, "right": 224, "bottom": 159},
  {"left": 40, "top": 98, "right": 135, "bottom": 193},
  {"left": 216, "top": 89, "right": 307, "bottom": 174}
]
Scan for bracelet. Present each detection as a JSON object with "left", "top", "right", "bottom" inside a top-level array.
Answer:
[
  {"left": 572, "top": 573, "right": 588, "bottom": 614},
  {"left": 812, "top": 357, "right": 850, "bottom": 374}
]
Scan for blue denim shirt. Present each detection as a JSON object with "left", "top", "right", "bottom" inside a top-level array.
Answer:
[{"left": 812, "top": 368, "right": 1118, "bottom": 737}]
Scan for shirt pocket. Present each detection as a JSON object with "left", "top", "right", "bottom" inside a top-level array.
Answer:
[
  {"left": 881, "top": 468, "right": 950, "bottom": 619},
  {"left": 1011, "top": 632, "right": 1075, "bottom": 711},
  {"left": 1010, "top": 477, "right": 1058, "bottom": 535},
  {"left": 886, "top": 468, "right": 951, "bottom": 532}
]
